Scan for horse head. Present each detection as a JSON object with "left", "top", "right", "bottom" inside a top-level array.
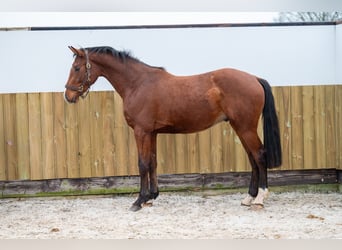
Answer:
[{"left": 64, "top": 46, "right": 99, "bottom": 103}]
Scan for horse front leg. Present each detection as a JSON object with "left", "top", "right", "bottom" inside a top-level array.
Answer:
[
  {"left": 129, "top": 157, "right": 150, "bottom": 212},
  {"left": 149, "top": 133, "right": 159, "bottom": 200},
  {"left": 130, "top": 128, "right": 156, "bottom": 212}
]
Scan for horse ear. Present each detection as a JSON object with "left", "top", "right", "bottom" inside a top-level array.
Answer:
[{"left": 68, "top": 46, "right": 85, "bottom": 57}]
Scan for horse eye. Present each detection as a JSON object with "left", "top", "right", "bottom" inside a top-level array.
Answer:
[{"left": 74, "top": 66, "right": 80, "bottom": 72}]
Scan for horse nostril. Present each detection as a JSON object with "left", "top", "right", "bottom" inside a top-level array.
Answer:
[{"left": 64, "top": 91, "right": 75, "bottom": 104}]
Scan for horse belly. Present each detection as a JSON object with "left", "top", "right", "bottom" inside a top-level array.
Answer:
[
  {"left": 213, "top": 113, "right": 229, "bottom": 125},
  {"left": 159, "top": 108, "right": 227, "bottom": 134},
  {"left": 162, "top": 87, "right": 227, "bottom": 133}
]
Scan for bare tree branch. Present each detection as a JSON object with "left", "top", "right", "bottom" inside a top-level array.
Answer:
[{"left": 275, "top": 12, "right": 342, "bottom": 22}]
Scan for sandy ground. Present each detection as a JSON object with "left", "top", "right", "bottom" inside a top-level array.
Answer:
[{"left": 0, "top": 190, "right": 341, "bottom": 239}]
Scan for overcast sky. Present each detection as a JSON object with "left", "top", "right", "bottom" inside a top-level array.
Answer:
[
  {"left": 1, "top": 0, "right": 340, "bottom": 28},
  {"left": 0, "top": 0, "right": 340, "bottom": 12},
  {"left": 0, "top": 12, "right": 279, "bottom": 28}
]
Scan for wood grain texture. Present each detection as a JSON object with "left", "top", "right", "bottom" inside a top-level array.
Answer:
[
  {"left": 0, "top": 86, "right": 341, "bottom": 181},
  {"left": 0, "top": 169, "right": 338, "bottom": 198}
]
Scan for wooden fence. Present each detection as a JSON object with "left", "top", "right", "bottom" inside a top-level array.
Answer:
[{"left": 0, "top": 85, "right": 341, "bottom": 181}]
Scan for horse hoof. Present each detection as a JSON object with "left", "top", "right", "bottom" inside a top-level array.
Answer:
[
  {"left": 241, "top": 195, "right": 254, "bottom": 206},
  {"left": 142, "top": 202, "right": 153, "bottom": 208},
  {"left": 250, "top": 203, "right": 264, "bottom": 210},
  {"left": 129, "top": 204, "right": 142, "bottom": 212}
]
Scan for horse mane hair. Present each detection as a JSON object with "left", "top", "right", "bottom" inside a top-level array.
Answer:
[{"left": 83, "top": 46, "right": 164, "bottom": 70}]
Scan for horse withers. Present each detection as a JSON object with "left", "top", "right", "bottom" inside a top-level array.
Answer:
[{"left": 64, "top": 46, "right": 282, "bottom": 211}]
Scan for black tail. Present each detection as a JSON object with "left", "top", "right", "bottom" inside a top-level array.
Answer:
[{"left": 258, "top": 78, "right": 282, "bottom": 168}]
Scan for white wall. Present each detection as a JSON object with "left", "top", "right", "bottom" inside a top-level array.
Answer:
[{"left": 0, "top": 24, "right": 339, "bottom": 93}]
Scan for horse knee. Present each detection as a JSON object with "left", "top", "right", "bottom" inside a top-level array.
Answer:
[
  {"left": 138, "top": 158, "right": 150, "bottom": 174},
  {"left": 257, "top": 148, "right": 267, "bottom": 167}
]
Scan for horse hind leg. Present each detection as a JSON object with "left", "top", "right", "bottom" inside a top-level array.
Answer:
[
  {"left": 232, "top": 127, "right": 269, "bottom": 208},
  {"left": 250, "top": 147, "right": 269, "bottom": 208},
  {"left": 241, "top": 153, "right": 259, "bottom": 206},
  {"left": 252, "top": 187, "right": 269, "bottom": 209}
]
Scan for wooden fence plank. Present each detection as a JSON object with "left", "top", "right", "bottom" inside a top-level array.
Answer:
[
  {"left": 290, "top": 86, "right": 304, "bottom": 169},
  {"left": 0, "top": 95, "right": 7, "bottom": 180},
  {"left": 198, "top": 130, "right": 211, "bottom": 173},
  {"left": 222, "top": 124, "right": 235, "bottom": 172},
  {"left": 325, "top": 86, "right": 337, "bottom": 168},
  {"left": 336, "top": 85, "right": 342, "bottom": 169},
  {"left": 3, "top": 94, "right": 18, "bottom": 180},
  {"left": 167, "top": 135, "right": 178, "bottom": 173},
  {"left": 174, "top": 134, "right": 187, "bottom": 173},
  {"left": 313, "top": 86, "right": 326, "bottom": 169},
  {"left": 112, "top": 93, "right": 129, "bottom": 176},
  {"left": 274, "top": 87, "right": 291, "bottom": 170},
  {"left": 127, "top": 126, "right": 138, "bottom": 175},
  {"left": 158, "top": 134, "right": 176, "bottom": 174},
  {"left": 53, "top": 93, "right": 67, "bottom": 178},
  {"left": 302, "top": 86, "right": 316, "bottom": 169},
  {"left": 28, "top": 94, "right": 42, "bottom": 180},
  {"left": 65, "top": 102, "right": 79, "bottom": 178},
  {"left": 15, "top": 93, "right": 30, "bottom": 179},
  {"left": 77, "top": 96, "right": 92, "bottom": 178},
  {"left": 89, "top": 92, "right": 105, "bottom": 177},
  {"left": 233, "top": 133, "right": 248, "bottom": 172},
  {"left": 156, "top": 134, "right": 167, "bottom": 174},
  {"left": 40, "top": 93, "right": 56, "bottom": 179},
  {"left": 186, "top": 132, "right": 200, "bottom": 173},
  {"left": 102, "top": 92, "right": 115, "bottom": 177},
  {"left": 210, "top": 123, "right": 223, "bottom": 173}
]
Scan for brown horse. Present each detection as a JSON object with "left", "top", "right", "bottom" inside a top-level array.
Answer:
[{"left": 64, "top": 46, "right": 282, "bottom": 211}]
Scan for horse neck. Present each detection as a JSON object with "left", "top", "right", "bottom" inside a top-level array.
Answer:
[{"left": 97, "top": 55, "right": 159, "bottom": 99}]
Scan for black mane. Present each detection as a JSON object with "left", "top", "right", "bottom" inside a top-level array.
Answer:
[
  {"left": 83, "top": 46, "right": 164, "bottom": 70},
  {"left": 84, "top": 46, "right": 133, "bottom": 62}
]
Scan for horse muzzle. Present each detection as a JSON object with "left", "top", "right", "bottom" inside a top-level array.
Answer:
[{"left": 64, "top": 90, "right": 78, "bottom": 104}]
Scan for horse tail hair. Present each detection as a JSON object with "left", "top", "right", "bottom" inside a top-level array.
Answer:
[{"left": 257, "top": 78, "right": 282, "bottom": 168}]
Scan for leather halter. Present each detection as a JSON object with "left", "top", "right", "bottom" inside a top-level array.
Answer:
[{"left": 65, "top": 49, "right": 92, "bottom": 99}]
